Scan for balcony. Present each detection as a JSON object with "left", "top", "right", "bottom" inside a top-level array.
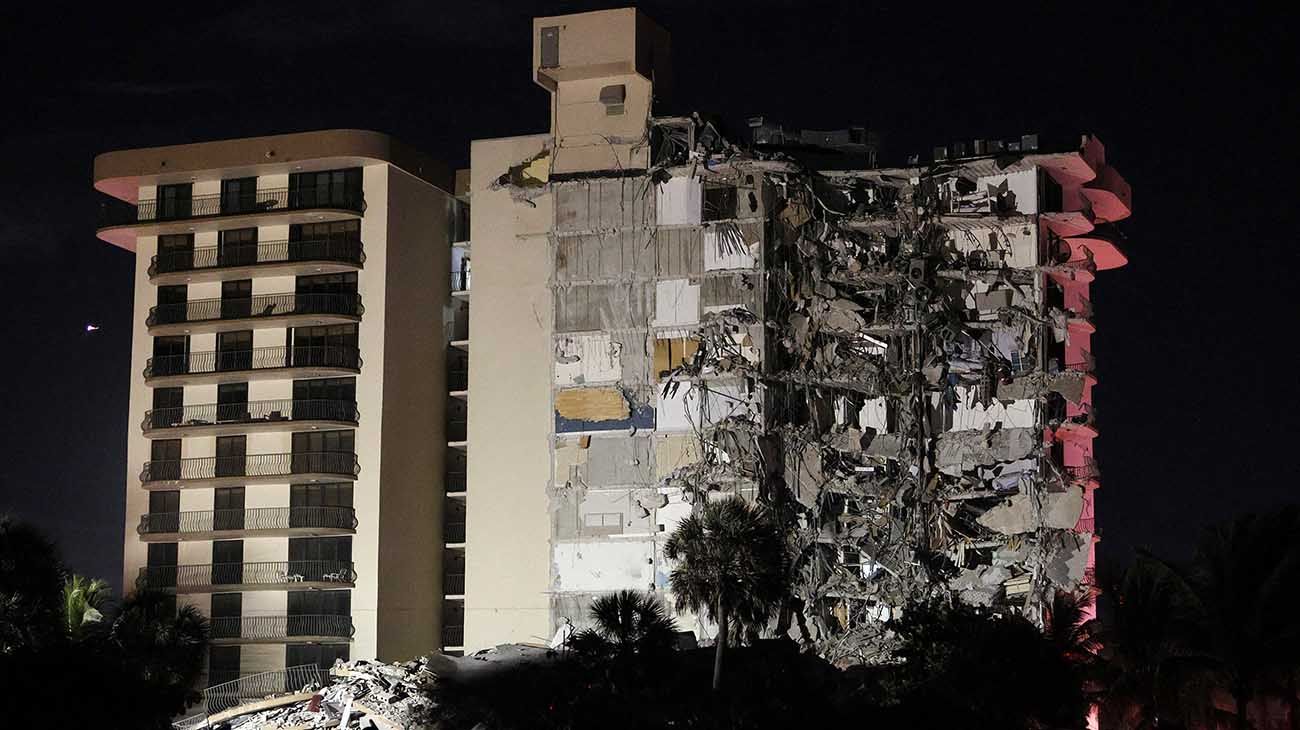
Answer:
[
  {"left": 144, "top": 345, "right": 361, "bottom": 387},
  {"left": 441, "top": 624, "right": 465, "bottom": 648},
  {"left": 97, "top": 186, "right": 365, "bottom": 244},
  {"left": 210, "top": 615, "right": 355, "bottom": 645},
  {"left": 137, "top": 560, "right": 356, "bottom": 593},
  {"left": 450, "top": 269, "right": 471, "bottom": 296},
  {"left": 444, "top": 520, "right": 466, "bottom": 545},
  {"left": 443, "top": 572, "right": 465, "bottom": 596},
  {"left": 138, "top": 506, "right": 357, "bottom": 541},
  {"left": 140, "top": 451, "right": 359, "bottom": 490},
  {"left": 445, "top": 470, "right": 467, "bottom": 494},
  {"left": 149, "top": 238, "right": 365, "bottom": 285},
  {"left": 143, "top": 398, "right": 357, "bottom": 437},
  {"left": 147, "top": 293, "right": 363, "bottom": 336},
  {"left": 198, "top": 664, "right": 322, "bottom": 716}
]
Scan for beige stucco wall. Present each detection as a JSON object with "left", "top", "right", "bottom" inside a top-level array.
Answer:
[{"left": 463, "top": 134, "right": 555, "bottom": 650}]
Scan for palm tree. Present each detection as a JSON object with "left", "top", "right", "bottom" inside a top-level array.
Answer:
[
  {"left": 62, "top": 575, "right": 109, "bottom": 638},
  {"left": 109, "top": 590, "right": 210, "bottom": 717},
  {"left": 1189, "top": 508, "right": 1300, "bottom": 729},
  {"left": 0, "top": 515, "right": 66, "bottom": 653},
  {"left": 663, "top": 496, "right": 787, "bottom": 690},
  {"left": 568, "top": 589, "right": 678, "bottom": 662},
  {"left": 1093, "top": 553, "right": 1215, "bottom": 730}
]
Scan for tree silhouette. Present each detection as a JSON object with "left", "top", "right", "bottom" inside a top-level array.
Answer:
[
  {"left": 567, "top": 589, "right": 678, "bottom": 662},
  {"left": 663, "top": 497, "right": 787, "bottom": 690}
]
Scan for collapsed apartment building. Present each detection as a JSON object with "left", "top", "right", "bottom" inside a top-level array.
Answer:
[{"left": 461, "top": 8, "right": 1130, "bottom": 664}]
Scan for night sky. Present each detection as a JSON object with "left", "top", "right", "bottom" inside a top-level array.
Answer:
[{"left": 1, "top": 1, "right": 1294, "bottom": 594}]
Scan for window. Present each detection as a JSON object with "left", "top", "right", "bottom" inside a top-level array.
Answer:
[
  {"left": 296, "top": 272, "right": 357, "bottom": 297},
  {"left": 703, "top": 184, "right": 738, "bottom": 222},
  {"left": 215, "top": 436, "right": 246, "bottom": 478},
  {"left": 211, "top": 540, "right": 243, "bottom": 585},
  {"left": 292, "top": 430, "right": 353, "bottom": 475},
  {"left": 291, "top": 483, "right": 353, "bottom": 529},
  {"left": 150, "top": 439, "right": 181, "bottom": 481},
  {"left": 208, "top": 646, "right": 241, "bottom": 688},
  {"left": 599, "top": 84, "right": 626, "bottom": 116},
  {"left": 292, "top": 377, "right": 355, "bottom": 421},
  {"left": 287, "top": 644, "right": 348, "bottom": 673},
  {"left": 152, "top": 335, "right": 190, "bottom": 376},
  {"left": 221, "top": 280, "right": 253, "bottom": 319},
  {"left": 154, "top": 285, "right": 188, "bottom": 325},
  {"left": 288, "top": 168, "right": 362, "bottom": 210},
  {"left": 156, "top": 183, "right": 192, "bottom": 220},
  {"left": 147, "top": 542, "right": 177, "bottom": 588},
  {"left": 539, "top": 26, "right": 560, "bottom": 68},
  {"left": 296, "top": 273, "right": 357, "bottom": 316},
  {"left": 214, "top": 487, "right": 245, "bottom": 531},
  {"left": 148, "top": 491, "right": 180, "bottom": 533},
  {"left": 289, "top": 537, "right": 352, "bottom": 581},
  {"left": 216, "top": 383, "right": 249, "bottom": 422},
  {"left": 151, "top": 387, "right": 183, "bottom": 429},
  {"left": 583, "top": 512, "right": 624, "bottom": 537},
  {"left": 291, "top": 325, "right": 357, "bottom": 369},
  {"left": 289, "top": 590, "right": 350, "bottom": 617},
  {"left": 210, "top": 593, "right": 242, "bottom": 639},
  {"left": 217, "top": 228, "right": 258, "bottom": 267},
  {"left": 157, "top": 234, "right": 195, "bottom": 272},
  {"left": 220, "top": 177, "right": 257, "bottom": 215},
  {"left": 289, "top": 220, "right": 360, "bottom": 262},
  {"left": 217, "top": 331, "right": 253, "bottom": 372}
]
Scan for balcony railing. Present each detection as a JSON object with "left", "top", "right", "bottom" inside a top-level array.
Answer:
[
  {"left": 450, "top": 269, "right": 471, "bottom": 293},
  {"left": 442, "top": 624, "right": 465, "bottom": 647},
  {"left": 148, "top": 293, "right": 363, "bottom": 327},
  {"left": 443, "top": 572, "right": 465, "bottom": 595},
  {"left": 144, "top": 345, "right": 361, "bottom": 379},
  {"left": 201, "top": 664, "right": 323, "bottom": 715},
  {"left": 444, "top": 521, "right": 466, "bottom": 544},
  {"left": 138, "top": 560, "right": 356, "bottom": 591},
  {"left": 210, "top": 614, "right": 355, "bottom": 642},
  {"left": 150, "top": 238, "right": 365, "bottom": 277},
  {"left": 101, "top": 185, "right": 365, "bottom": 228},
  {"left": 140, "top": 451, "right": 359, "bottom": 484},
  {"left": 138, "top": 506, "right": 357, "bottom": 536},
  {"left": 448, "top": 368, "right": 468, "bottom": 391},
  {"left": 143, "top": 398, "right": 358, "bottom": 431},
  {"left": 445, "top": 470, "right": 467, "bottom": 493}
]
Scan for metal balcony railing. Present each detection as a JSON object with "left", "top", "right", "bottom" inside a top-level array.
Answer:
[
  {"left": 444, "top": 521, "right": 466, "bottom": 544},
  {"left": 443, "top": 572, "right": 465, "bottom": 595},
  {"left": 201, "top": 664, "right": 323, "bottom": 715},
  {"left": 144, "top": 345, "right": 361, "bottom": 379},
  {"left": 138, "top": 506, "right": 357, "bottom": 536},
  {"left": 150, "top": 238, "right": 365, "bottom": 277},
  {"left": 448, "top": 368, "right": 468, "bottom": 391},
  {"left": 450, "top": 269, "right": 471, "bottom": 293},
  {"left": 210, "top": 614, "right": 355, "bottom": 642},
  {"left": 445, "top": 471, "right": 467, "bottom": 493},
  {"left": 140, "top": 451, "right": 359, "bottom": 483},
  {"left": 100, "top": 185, "right": 365, "bottom": 227},
  {"left": 442, "top": 624, "right": 465, "bottom": 647},
  {"left": 143, "top": 398, "right": 358, "bottom": 431},
  {"left": 148, "top": 292, "right": 363, "bottom": 327},
  {"left": 138, "top": 560, "right": 356, "bottom": 591}
]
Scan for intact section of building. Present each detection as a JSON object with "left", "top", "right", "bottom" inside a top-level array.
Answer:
[
  {"left": 95, "top": 130, "right": 464, "bottom": 684},
  {"left": 465, "top": 8, "right": 1129, "bottom": 662}
]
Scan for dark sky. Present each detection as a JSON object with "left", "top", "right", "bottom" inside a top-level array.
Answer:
[{"left": 1, "top": 1, "right": 1295, "bottom": 594}]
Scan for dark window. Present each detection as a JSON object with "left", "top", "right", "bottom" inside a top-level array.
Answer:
[
  {"left": 210, "top": 593, "right": 242, "bottom": 639},
  {"left": 208, "top": 646, "right": 241, "bottom": 688},
  {"left": 214, "top": 487, "right": 245, "bottom": 531},
  {"left": 292, "top": 430, "right": 353, "bottom": 475},
  {"left": 703, "top": 184, "right": 738, "bottom": 222},
  {"left": 217, "top": 331, "right": 253, "bottom": 372},
  {"left": 289, "top": 220, "right": 361, "bottom": 262},
  {"left": 220, "top": 177, "right": 257, "bottom": 215},
  {"left": 540, "top": 26, "right": 560, "bottom": 68},
  {"left": 147, "top": 542, "right": 177, "bottom": 588},
  {"left": 291, "top": 483, "right": 353, "bottom": 528},
  {"left": 148, "top": 490, "right": 180, "bottom": 534},
  {"left": 215, "top": 436, "right": 246, "bottom": 478},
  {"left": 150, "top": 439, "right": 182, "bottom": 481},
  {"left": 286, "top": 644, "right": 348, "bottom": 673},
  {"left": 289, "top": 536, "right": 351, "bottom": 563},
  {"left": 156, "top": 183, "right": 192, "bottom": 220},
  {"left": 221, "top": 280, "right": 253, "bottom": 319},
  {"left": 216, "top": 383, "right": 249, "bottom": 422},
  {"left": 151, "top": 387, "right": 184, "bottom": 428},
  {"left": 211, "top": 540, "right": 243, "bottom": 585},
  {"left": 296, "top": 273, "right": 357, "bottom": 316},
  {"left": 157, "top": 234, "right": 195, "bottom": 272},
  {"left": 288, "top": 168, "right": 362, "bottom": 210},
  {"left": 218, "top": 228, "right": 258, "bottom": 268},
  {"left": 289, "top": 590, "right": 350, "bottom": 616},
  {"left": 291, "top": 325, "right": 358, "bottom": 369},
  {"left": 155, "top": 285, "right": 188, "bottom": 325},
  {"left": 292, "top": 376, "right": 357, "bottom": 421},
  {"left": 152, "top": 335, "right": 190, "bottom": 376}
]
